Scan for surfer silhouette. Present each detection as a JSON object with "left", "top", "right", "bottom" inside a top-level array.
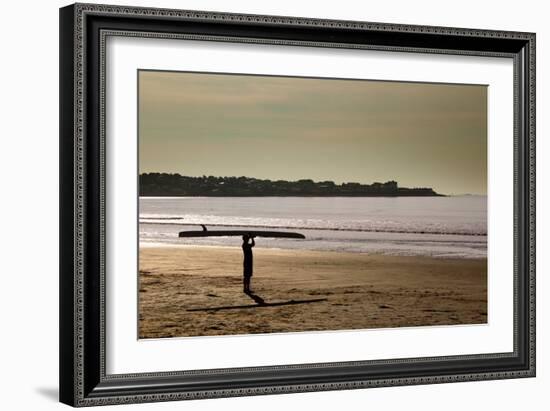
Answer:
[{"left": 242, "top": 234, "right": 255, "bottom": 293}]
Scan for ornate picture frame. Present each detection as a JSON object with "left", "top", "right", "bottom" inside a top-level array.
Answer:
[{"left": 59, "top": 3, "right": 535, "bottom": 407}]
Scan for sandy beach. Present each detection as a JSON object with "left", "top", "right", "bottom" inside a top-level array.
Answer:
[{"left": 138, "top": 246, "right": 487, "bottom": 338}]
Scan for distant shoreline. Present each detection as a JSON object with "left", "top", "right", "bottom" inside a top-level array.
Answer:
[{"left": 140, "top": 173, "right": 444, "bottom": 197}]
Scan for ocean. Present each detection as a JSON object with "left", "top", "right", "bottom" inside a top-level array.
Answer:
[{"left": 139, "top": 196, "right": 487, "bottom": 259}]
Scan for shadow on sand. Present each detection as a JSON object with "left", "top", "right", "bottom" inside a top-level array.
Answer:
[{"left": 187, "top": 291, "right": 327, "bottom": 312}]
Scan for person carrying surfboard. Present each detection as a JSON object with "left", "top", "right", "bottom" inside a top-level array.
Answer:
[
  {"left": 242, "top": 234, "right": 255, "bottom": 293},
  {"left": 178, "top": 226, "right": 305, "bottom": 294}
]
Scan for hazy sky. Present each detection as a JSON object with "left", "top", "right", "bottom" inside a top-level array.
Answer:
[{"left": 138, "top": 70, "right": 487, "bottom": 195}]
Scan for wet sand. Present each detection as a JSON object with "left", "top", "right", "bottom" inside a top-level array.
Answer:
[{"left": 139, "top": 246, "right": 487, "bottom": 338}]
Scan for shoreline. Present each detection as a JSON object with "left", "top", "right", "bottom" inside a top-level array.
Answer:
[
  {"left": 139, "top": 241, "right": 487, "bottom": 259},
  {"left": 140, "top": 194, "right": 486, "bottom": 199},
  {"left": 139, "top": 245, "right": 487, "bottom": 338}
]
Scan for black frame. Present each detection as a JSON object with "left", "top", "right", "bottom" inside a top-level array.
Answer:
[{"left": 60, "top": 3, "right": 536, "bottom": 407}]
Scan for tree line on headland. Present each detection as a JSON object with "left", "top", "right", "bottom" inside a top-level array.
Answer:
[{"left": 140, "top": 173, "right": 443, "bottom": 197}]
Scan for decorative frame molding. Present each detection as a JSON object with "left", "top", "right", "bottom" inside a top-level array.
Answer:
[{"left": 60, "top": 3, "right": 535, "bottom": 407}]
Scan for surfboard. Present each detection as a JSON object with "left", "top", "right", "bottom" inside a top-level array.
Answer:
[{"left": 178, "top": 230, "right": 305, "bottom": 239}]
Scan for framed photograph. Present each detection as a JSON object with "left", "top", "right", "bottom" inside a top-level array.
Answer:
[{"left": 59, "top": 3, "right": 535, "bottom": 407}]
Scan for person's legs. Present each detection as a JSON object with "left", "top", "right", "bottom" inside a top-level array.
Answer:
[{"left": 243, "top": 276, "right": 250, "bottom": 293}]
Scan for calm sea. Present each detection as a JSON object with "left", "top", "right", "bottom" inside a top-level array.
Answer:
[{"left": 139, "top": 196, "right": 487, "bottom": 259}]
